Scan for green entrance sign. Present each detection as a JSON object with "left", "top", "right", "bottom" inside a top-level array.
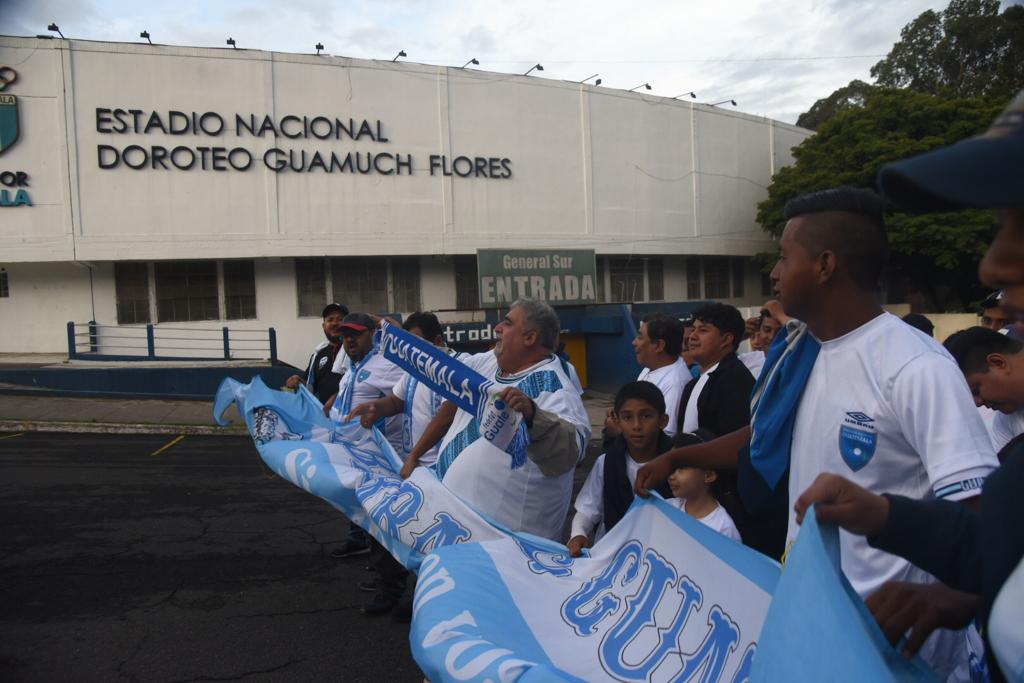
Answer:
[{"left": 477, "top": 249, "right": 597, "bottom": 308}]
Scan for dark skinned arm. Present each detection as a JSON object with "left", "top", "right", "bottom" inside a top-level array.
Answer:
[{"left": 635, "top": 425, "right": 751, "bottom": 496}]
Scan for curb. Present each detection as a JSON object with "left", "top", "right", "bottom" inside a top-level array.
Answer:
[{"left": 0, "top": 420, "right": 248, "bottom": 436}]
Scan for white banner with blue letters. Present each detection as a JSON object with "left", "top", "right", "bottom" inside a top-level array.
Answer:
[
  {"left": 215, "top": 376, "right": 939, "bottom": 683},
  {"left": 411, "top": 494, "right": 778, "bottom": 682},
  {"left": 213, "top": 375, "right": 534, "bottom": 572}
]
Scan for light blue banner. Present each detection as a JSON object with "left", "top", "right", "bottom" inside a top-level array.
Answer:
[
  {"left": 216, "top": 376, "right": 940, "bottom": 683},
  {"left": 213, "top": 376, "right": 560, "bottom": 573},
  {"left": 751, "top": 509, "right": 937, "bottom": 682}
]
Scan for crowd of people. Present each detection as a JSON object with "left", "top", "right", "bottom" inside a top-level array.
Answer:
[{"left": 282, "top": 90, "right": 1024, "bottom": 682}]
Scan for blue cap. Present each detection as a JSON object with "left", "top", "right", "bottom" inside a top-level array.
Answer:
[{"left": 878, "top": 89, "right": 1024, "bottom": 212}]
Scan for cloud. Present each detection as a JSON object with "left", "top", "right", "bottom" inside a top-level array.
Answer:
[{"left": 2, "top": 0, "right": 948, "bottom": 123}]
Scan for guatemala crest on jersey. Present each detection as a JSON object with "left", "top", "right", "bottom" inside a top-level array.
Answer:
[
  {"left": 357, "top": 369, "right": 371, "bottom": 382},
  {"left": 839, "top": 411, "right": 876, "bottom": 472},
  {"left": 0, "top": 93, "right": 18, "bottom": 154}
]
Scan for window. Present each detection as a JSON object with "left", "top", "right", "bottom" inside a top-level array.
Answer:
[
  {"left": 454, "top": 255, "right": 479, "bottom": 310},
  {"left": 703, "top": 257, "right": 731, "bottom": 299},
  {"left": 686, "top": 256, "right": 702, "bottom": 299},
  {"left": 295, "top": 258, "right": 326, "bottom": 317},
  {"left": 224, "top": 260, "right": 257, "bottom": 320},
  {"left": 647, "top": 258, "right": 664, "bottom": 301},
  {"left": 0, "top": 269, "right": 8, "bottom": 298},
  {"left": 391, "top": 257, "right": 421, "bottom": 312},
  {"left": 732, "top": 258, "right": 746, "bottom": 298},
  {"left": 155, "top": 261, "right": 219, "bottom": 322},
  {"left": 608, "top": 257, "right": 644, "bottom": 303},
  {"left": 114, "top": 263, "right": 150, "bottom": 323},
  {"left": 331, "top": 257, "right": 388, "bottom": 313}
]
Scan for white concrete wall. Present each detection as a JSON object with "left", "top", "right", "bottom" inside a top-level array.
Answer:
[
  {"left": 421, "top": 257, "right": 457, "bottom": 312},
  {"left": 0, "top": 37, "right": 811, "bottom": 265},
  {"left": 0, "top": 262, "right": 94, "bottom": 353},
  {"left": 0, "top": 42, "right": 75, "bottom": 260}
]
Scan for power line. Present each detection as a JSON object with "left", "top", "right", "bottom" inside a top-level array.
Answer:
[{"left": 412, "top": 54, "right": 888, "bottom": 65}]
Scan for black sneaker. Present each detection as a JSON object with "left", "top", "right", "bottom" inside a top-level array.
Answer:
[
  {"left": 361, "top": 592, "right": 398, "bottom": 616},
  {"left": 330, "top": 540, "right": 371, "bottom": 559}
]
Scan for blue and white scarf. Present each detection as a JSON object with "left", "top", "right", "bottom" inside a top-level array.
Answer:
[
  {"left": 745, "top": 321, "right": 821, "bottom": 496},
  {"left": 379, "top": 322, "right": 530, "bottom": 469}
]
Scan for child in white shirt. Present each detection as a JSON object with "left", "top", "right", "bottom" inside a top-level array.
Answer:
[{"left": 667, "top": 446, "right": 742, "bottom": 542}]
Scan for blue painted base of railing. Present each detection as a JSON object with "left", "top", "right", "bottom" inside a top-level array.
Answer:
[{"left": 0, "top": 365, "right": 297, "bottom": 401}]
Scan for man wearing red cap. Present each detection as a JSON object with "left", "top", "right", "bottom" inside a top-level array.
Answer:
[{"left": 325, "top": 311, "right": 406, "bottom": 560}]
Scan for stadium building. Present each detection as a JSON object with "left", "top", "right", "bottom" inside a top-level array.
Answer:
[{"left": 0, "top": 35, "right": 812, "bottom": 390}]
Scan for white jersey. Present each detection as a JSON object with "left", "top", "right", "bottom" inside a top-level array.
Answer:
[
  {"left": 439, "top": 351, "right": 591, "bottom": 540},
  {"left": 738, "top": 350, "right": 766, "bottom": 380},
  {"left": 637, "top": 358, "right": 689, "bottom": 436},
  {"left": 666, "top": 498, "right": 741, "bottom": 542},
  {"left": 329, "top": 348, "right": 406, "bottom": 451},
  {"left": 330, "top": 350, "right": 351, "bottom": 376},
  {"left": 991, "top": 408, "right": 1024, "bottom": 454},
  {"left": 680, "top": 361, "right": 719, "bottom": 434},
  {"left": 569, "top": 452, "right": 644, "bottom": 542},
  {"left": 786, "top": 313, "right": 997, "bottom": 680},
  {"left": 391, "top": 348, "right": 472, "bottom": 465}
]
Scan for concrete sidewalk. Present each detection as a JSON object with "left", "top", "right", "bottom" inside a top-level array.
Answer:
[{"left": 0, "top": 392, "right": 614, "bottom": 437}]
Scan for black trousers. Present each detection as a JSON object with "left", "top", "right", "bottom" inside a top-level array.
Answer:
[{"left": 370, "top": 539, "right": 408, "bottom": 598}]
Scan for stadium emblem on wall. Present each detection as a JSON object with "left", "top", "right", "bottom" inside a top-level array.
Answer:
[{"left": 0, "top": 66, "right": 20, "bottom": 155}]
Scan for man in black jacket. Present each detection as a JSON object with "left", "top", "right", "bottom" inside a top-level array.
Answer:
[
  {"left": 285, "top": 302, "right": 348, "bottom": 404},
  {"left": 677, "top": 302, "right": 754, "bottom": 438},
  {"left": 676, "top": 302, "right": 754, "bottom": 542}
]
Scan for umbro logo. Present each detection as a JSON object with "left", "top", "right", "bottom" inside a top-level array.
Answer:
[{"left": 844, "top": 411, "right": 876, "bottom": 430}]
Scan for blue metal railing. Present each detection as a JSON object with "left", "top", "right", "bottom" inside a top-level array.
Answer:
[{"left": 66, "top": 321, "right": 277, "bottom": 363}]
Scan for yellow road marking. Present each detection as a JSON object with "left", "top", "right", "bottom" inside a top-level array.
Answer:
[
  {"left": 151, "top": 434, "right": 185, "bottom": 456},
  {"left": 0, "top": 432, "right": 25, "bottom": 441}
]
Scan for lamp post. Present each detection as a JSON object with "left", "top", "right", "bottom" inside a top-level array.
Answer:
[{"left": 524, "top": 63, "right": 544, "bottom": 75}]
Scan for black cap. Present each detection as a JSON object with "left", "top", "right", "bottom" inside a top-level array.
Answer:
[
  {"left": 878, "top": 89, "right": 1024, "bottom": 212},
  {"left": 981, "top": 291, "right": 1004, "bottom": 311},
  {"left": 322, "top": 302, "right": 349, "bottom": 318},
  {"left": 339, "top": 312, "right": 375, "bottom": 332}
]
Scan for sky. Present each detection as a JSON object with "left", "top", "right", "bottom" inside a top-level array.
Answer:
[{"left": 3, "top": 0, "right": 962, "bottom": 124}]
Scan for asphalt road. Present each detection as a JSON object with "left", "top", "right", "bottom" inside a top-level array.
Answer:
[{"left": 0, "top": 433, "right": 427, "bottom": 682}]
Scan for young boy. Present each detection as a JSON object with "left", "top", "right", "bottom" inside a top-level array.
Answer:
[
  {"left": 666, "top": 432, "right": 741, "bottom": 542},
  {"left": 568, "top": 381, "right": 674, "bottom": 556}
]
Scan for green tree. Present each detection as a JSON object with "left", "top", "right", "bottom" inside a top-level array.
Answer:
[
  {"left": 871, "top": 0, "right": 1024, "bottom": 100},
  {"left": 757, "top": 89, "right": 1003, "bottom": 310},
  {"left": 797, "top": 0, "right": 1023, "bottom": 130},
  {"left": 796, "top": 80, "right": 878, "bottom": 130}
]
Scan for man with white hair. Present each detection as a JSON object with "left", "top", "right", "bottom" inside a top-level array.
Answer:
[{"left": 403, "top": 298, "right": 591, "bottom": 540}]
